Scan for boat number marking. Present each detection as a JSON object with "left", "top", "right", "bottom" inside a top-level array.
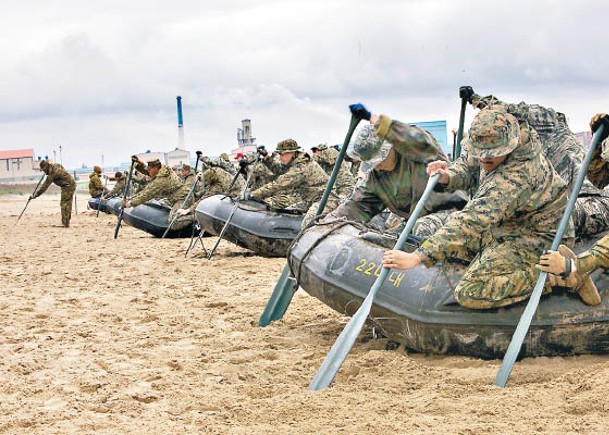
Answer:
[{"left": 354, "top": 259, "right": 404, "bottom": 287}]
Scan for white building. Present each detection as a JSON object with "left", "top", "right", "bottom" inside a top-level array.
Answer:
[
  {"left": 166, "top": 148, "right": 191, "bottom": 168},
  {"left": 0, "top": 149, "right": 40, "bottom": 182}
]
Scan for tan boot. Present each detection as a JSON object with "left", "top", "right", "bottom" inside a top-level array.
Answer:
[{"left": 558, "top": 245, "right": 601, "bottom": 306}]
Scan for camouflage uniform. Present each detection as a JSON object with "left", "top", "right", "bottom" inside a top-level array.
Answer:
[
  {"left": 132, "top": 162, "right": 193, "bottom": 230},
  {"left": 329, "top": 116, "right": 467, "bottom": 230},
  {"left": 33, "top": 162, "right": 77, "bottom": 227},
  {"left": 312, "top": 144, "right": 356, "bottom": 199},
  {"left": 473, "top": 94, "right": 609, "bottom": 239},
  {"left": 186, "top": 166, "right": 246, "bottom": 214},
  {"left": 415, "top": 108, "right": 570, "bottom": 309},
  {"left": 105, "top": 177, "right": 126, "bottom": 199},
  {"left": 251, "top": 151, "right": 330, "bottom": 211},
  {"left": 88, "top": 172, "right": 107, "bottom": 197}
]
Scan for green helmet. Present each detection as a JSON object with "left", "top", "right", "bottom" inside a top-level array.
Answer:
[
  {"left": 276, "top": 139, "right": 300, "bottom": 153},
  {"left": 311, "top": 143, "right": 328, "bottom": 152},
  {"left": 463, "top": 108, "right": 519, "bottom": 159},
  {"left": 219, "top": 153, "right": 230, "bottom": 161}
]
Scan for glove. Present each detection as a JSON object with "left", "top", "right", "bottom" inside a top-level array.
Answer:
[
  {"left": 196, "top": 171, "right": 204, "bottom": 182},
  {"left": 257, "top": 146, "right": 268, "bottom": 157},
  {"left": 590, "top": 113, "right": 609, "bottom": 142},
  {"left": 176, "top": 208, "right": 190, "bottom": 216},
  {"left": 122, "top": 199, "right": 132, "bottom": 208},
  {"left": 131, "top": 155, "right": 139, "bottom": 163},
  {"left": 29, "top": 194, "right": 35, "bottom": 200},
  {"left": 349, "top": 103, "right": 371, "bottom": 121},
  {"left": 459, "top": 86, "right": 475, "bottom": 103},
  {"left": 239, "top": 191, "right": 252, "bottom": 201},
  {"left": 536, "top": 250, "right": 569, "bottom": 276},
  {"left": 239, "top": 159, "right": 249, "bottom": 171}
]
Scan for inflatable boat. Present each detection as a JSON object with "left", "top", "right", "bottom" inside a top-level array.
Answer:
[
  {"left": 106, "top": 198, "right": 197, "bottom": 238},
  {"left": 195, "top": 194, "right": 304, "bottom": 257},
  {"left": 288, "top": 221, "right": 609, "bottom": 359},
  {"left": 88, "top": 197, "right": 110, "bottom": 213}
]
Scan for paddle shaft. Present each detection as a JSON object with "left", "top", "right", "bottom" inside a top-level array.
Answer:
[
  {"left": 309, "top": 174, "right": 440, "bottom": 391},
  {"left": 162, "top": 153, "right": 203, "bottom": 239},
  {"left": 258, "top": 114, "right": 362, "bottom": 327},
  {"left": 96, "top": 174, "right": 109, "bottom": 218},
  {"left": 113, "top": 161, "right": 136, "bottom": 239},
  {"left": 17, "top": 173, "right": 46, "bottom": 222},
  {"left": 73, "top": 171, "right": 78, "bottom": 214},
  {"left": 494, "top": 124, "right": 606, "bottom": 388},
  {"left": 454, "top": 97, "right": 467, "bottom": 160},
  {"left": 207, "top": 152, "right": 262, "bottom": 260}
]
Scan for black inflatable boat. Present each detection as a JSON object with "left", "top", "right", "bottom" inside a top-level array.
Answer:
[
  {"left": 288, "top": 221, "right": 609, "bottom": 359},
  {"left": 195, "top": 194, "right": 304, "bottom": 257},
  {"left": 88, "top": 197, "right": 110, "bottom": 213},
  {"left": 106, "top": 198, "right": 197, "bottom": 238}
]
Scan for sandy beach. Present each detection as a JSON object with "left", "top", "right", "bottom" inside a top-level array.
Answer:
[{"left": 1, "top": 193, "right": 609, "bottom": 434}]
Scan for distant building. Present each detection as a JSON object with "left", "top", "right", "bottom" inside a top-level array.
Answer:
[
  {"left": 166, "top": 148, "right": 191, "bottom": 168},
  {"left": 133, "top": 151, "right": 166, "bottom": 165},
  {"left": 230, "top": 119, "right": 258, "bottom": 158},
  {"left": 412, "top": 120, "right": 449, "bottom": 156},
  {"left": 0, "top": 149, "right": 40, "bottom": 182},
  {"left": 575, "top": 131, "right": 592, "bottom": 150}
]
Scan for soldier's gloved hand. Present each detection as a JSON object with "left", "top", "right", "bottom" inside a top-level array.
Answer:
[
  {"left": 239, "top": 159, "right": 249, "bottom": 171},
  {"left": 459, "top": 86, "right": 475, "bottom": 103},
  {"left": 29, "top": 194, "right": 35, "bottom": 200},
  {"left": 196, "top": 171, "right": 204, "bottom": 182},
  {"left": 239, "top": 191, "right": 252, "bottom": 201},
  {"left": 349, "top": 103, "right": 372, "bottom": 121},
  {"left": 590, "top": 113, "right": 609, "bottom": 142},
  {"left": 122, "top": 199, "right": 132, "bottom": 208},
  {"left": 176, "top": 208, "right": 190, "bottom": 216},
  {"left": 131, "top": 155, "right": 140, "bottom": 163},
  {"left": 536, "top": 250, "right": 569, "bottom": 276},
  {"left": 257, "top": 146, "right": 268, "bottom": 157}
]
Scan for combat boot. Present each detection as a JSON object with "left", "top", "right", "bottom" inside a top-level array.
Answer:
[{"left": 558, "top": 245, "right": 601, "bottom": 306}]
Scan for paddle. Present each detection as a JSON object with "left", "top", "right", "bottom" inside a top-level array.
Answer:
[
  {"left": 161, "top": 151, "right": 203, "bottom": 239},
  {"left": 309, "top": 174, "right": 441, "bottom": 391},
  {"left": 207, "top": 151, "right": 262, "bottom": 260},
  {"left": 73, "top": 170, "right": 78, "bottom": 215},
  {"left": 17, "top": 173, "right": 46, "bottom": 222},
  {"left": 258, "top": 112, "right": 362, "bottom": 327},
  {"left": 455, "top": 85, "right": 473, "bottom": 160},
  {"left": 113, "top": 160, "right": 136, "bottom": 239},
  {"left": 494, "top": 124, "right": 606, "bottom": 388}
]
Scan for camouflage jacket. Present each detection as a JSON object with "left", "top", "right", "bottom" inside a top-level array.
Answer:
[
  {"left": 88, "top": 173, "right": 106, "bottom": 197},
  {"left": 251, "top": 152, "right": 328, "bottom": 205},
  {"left": 189, "top": 167, "right": 245, "bottom": 212},
  {"left": 330, "top": 115, "right": 466, "bottom": 222},
  {"left": 416, "top": 122, "right": 570, "bottom": 266},
  {"left": 182, "top": 172, "right": 195, "bottom": 186},
  {"left": 131, "top": 163, "right": 189, "bottom": 207},
  {"left": 587, "top": 141, "right": 609, "bottom": 189},
  {"left": 472, "top": 94, "right": 606, "bottom": 196},
  {"left": 34, "top": 163, "right": 76, "bottom": 197},
  {"left": 312, "top": 147, "right": 356, "bottom": 199},
  {"left": 105, "top": 177, "right": 126, "bottom": 199}
]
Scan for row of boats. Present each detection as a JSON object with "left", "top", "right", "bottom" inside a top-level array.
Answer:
[{"left": 89, "top": 195, "right": 609, "bottom": 359}]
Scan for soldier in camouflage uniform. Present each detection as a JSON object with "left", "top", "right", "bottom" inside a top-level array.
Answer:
[
  {"left": 105, "top": 171, "right": 126, "bottom": 199},
  {"left": 311, "top": 143, "right": 356, "bottom": 199},
  {"left": 250, "top": 139, "right": 334, "bottom": 225},
  {"left": 325, "top": 109, "right": 467, "bottom": 236},
  {"left": 176, "top": 158, "right": 246, "bottom": 217},
  {"left": 31, "top": 160, "right": 77, "bottom": 227},
  {"left": 382, "top": 107, "right": 587, "bottom": 309},
  {"left": 123, "top": 157, "right": 193, "bottom": 230},
  {"left": 179, "top": 163, "right": 194, "bottom": 185},
  {"left": 535, "top": 113, "right": 609, "bottom": 306},
  {"left": 469, "top": 90, "right": 609, "bottom": 239},
  {"left": 88, "top": 166, "right": 108, "bottom": 198}
]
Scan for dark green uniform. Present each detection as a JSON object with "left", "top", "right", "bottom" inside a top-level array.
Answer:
[
  {"left": 34, "top": 163, "right": 77, "bottom": 227},
  {"left": 88, "top": 172, "right": 107, "bottom": 197}
]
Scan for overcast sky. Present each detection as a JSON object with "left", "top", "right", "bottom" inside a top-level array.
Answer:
[{"left": 1, "top": 0, "right": 608, "bottom": 168}]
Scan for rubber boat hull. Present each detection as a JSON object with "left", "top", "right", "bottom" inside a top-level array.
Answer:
[
  {"left": 288, "top": 222, "right": 609, "bottom": 359},
  {"left": 195, "top": 194, "right": 304, "bottom": 257},
  {"left": 106, "top": 198, "right": 197, "bottom": 238},
  {"left": 88, "top": 197, "right": 110, "bottom": 213}
]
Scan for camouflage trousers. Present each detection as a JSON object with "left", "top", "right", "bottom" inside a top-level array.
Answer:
[
  {"left": 263, "top": 193, "right": 305, "bottom": 211},
  {"left": 61, "top": 185, "right": 76, "bottom": 227},
  {"left": 302, "top": 196, "right": 343, "bottom": 229},
  {"left": 572, "top": 196, "right": 609, "bottom": 238},
  {"left": 168, "top": 199, "right": 195, "bottom": 231},
  {"left": 384, "top": 210, "right": 454, "bottom": 239},
  {"left": 454, "top": 236, "right": 553, "bottom": 309}
]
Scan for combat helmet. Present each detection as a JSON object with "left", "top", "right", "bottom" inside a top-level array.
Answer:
[
  {"left": 310, "top": 143, "right": 328, "bottom": 153},
  {"left": 462, "top": 108, "right": 519, "bottom": 159},
  {"left": 348, "top": 124, "right": 392, "bottom": 164},
  {"left": 39, "top": 160, "right": 49, "bottom": 171},
  {"left": 276, "top": 139, "right": 300, "bottom": 153}
]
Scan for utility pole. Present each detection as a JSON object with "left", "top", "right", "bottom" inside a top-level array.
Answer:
[{"left": 59, "top": 145, "right": 63, "bottom": 165}]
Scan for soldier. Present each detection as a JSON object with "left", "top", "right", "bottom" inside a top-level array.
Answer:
[
  {"left": 123, "top": 157, "right": 193, "bottom": 230},
  {"left": 179, "top": 163, "right": 194, "bottom": 185},
  {"left": 31, "top": 160, "right": 77, "bottom": 227},
  {"left": 535, "top": 113, "right": 609, "bottom": 306},
  {"left": 325, "top": 105, "right": 467, "bottom": 237},
  {"left": 176, "top": 158, "right": 246, "bottom": 217},
  {"left": 216, "top": 153, "right": 237, "bottom": 175},
  {"left": 105, "top": 171, "right": 126, "bottom": 199},
  {"left": 468, "top": 89, "right": 609, "bottom": 238},
  {"left": 310, "top": 143, "right": 356, "bottom": 200},
  {"left": 382, "top": 107, "right": 598, "bottom": 309},
  {"left": 250, "top": 139, "right": 333, "bottom": 222},
  {"left": 88, "top": 166, "right": 108, "bottom": 198}
]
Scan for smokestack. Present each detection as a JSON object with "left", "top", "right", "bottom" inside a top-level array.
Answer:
[{"left": 176, "top": 96, "right": 185, "bottom": 149}]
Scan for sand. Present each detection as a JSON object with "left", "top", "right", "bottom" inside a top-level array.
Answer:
[{"left": 1, "top": 193, "right": 609, "bottom": 434}]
